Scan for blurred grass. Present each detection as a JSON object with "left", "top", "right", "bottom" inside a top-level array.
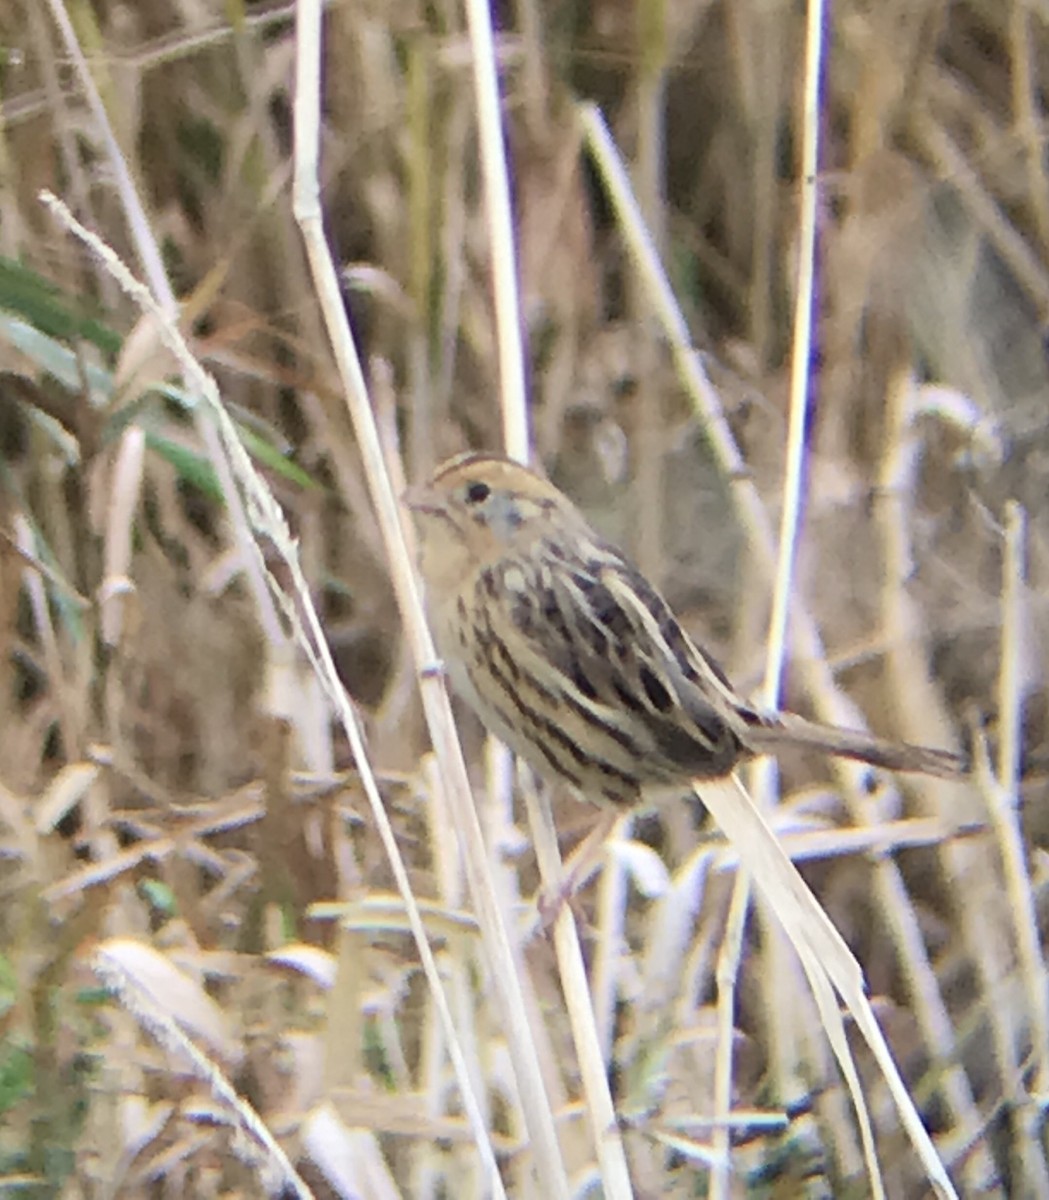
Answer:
[{"left": 2, "top": 0, "right": 1049, "bottom": 1196}]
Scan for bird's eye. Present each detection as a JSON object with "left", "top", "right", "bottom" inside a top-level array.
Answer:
[{"left": 465, "top": 481, "right": 491, "bottom": 505}]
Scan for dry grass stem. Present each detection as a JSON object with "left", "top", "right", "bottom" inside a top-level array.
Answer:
[
  {"left": 6, "top": 0, "right": 1049, "bottom": 1194},
  {"left": 292, "top": 2, "right": 563, "bottom": 1193}
]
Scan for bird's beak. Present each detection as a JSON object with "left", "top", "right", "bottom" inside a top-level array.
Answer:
[{"left": 401, "top": 483, "right": 443, "bottom": 515}]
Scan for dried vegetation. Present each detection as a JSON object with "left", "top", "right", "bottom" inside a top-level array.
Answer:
[{"left": 2, "top": 0, "right": 1049, "bottom": 1196}]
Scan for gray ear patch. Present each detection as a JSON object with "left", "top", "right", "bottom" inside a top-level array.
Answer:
[{"left": 478, "top": 490, "right": 525, "bottom": 539}]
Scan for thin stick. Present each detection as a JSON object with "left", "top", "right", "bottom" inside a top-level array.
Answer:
[
  {"left": 579, "top": 99, "right": 945, "bottom": 751},
  {"left": 1008, "top": 0, "right": 1049, "bottom": 253},
  {"left": 40, "top": 186, "right": 508, "bottom": 1198},
  {"left": 463, "top": 0, "right": 529, "bottom": 461},
  {"left": 528, "top": 789, "right": 635, "bottom": 1200},
  {"left": 872, "top": 378, "right": 998, "bottom": 1193},
  {"left": 291, "top": 5, "right": 568, "bottom": 1196},
  {"left": 44, "top": 0, "right": 287, "bottom": 660},
  {"left": 713, "top": 1, "right": 827, "bottom": 1192},
  {"left": 461, "top": 7, "right": 634, "bottom": 1192},
  {"left": 581, "top": 71, "right": 957, "bottom": 1200},
  {"left": 591, "top": 814, "right": 634, "bottom": 1061},
  {"left": 762, "top": 0, "right": 823, "bottom": 713},
  {"left": 711, "top": 870, "right": 751, "bottom": 1199},
  {"left": 699, "top": 776, "right": 956, "bottom": 1199},
  {"left": 994, "top": 504, "right": 1049, "bottom": 1101}
]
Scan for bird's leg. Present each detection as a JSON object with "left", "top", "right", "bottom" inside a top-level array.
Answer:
[{"left": 535, "top": 809, "right": 619, "bottom": 931}]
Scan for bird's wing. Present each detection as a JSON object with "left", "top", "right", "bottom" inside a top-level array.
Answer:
[{"left": 485, "top": 542, "right": 745, "bottom": 782}]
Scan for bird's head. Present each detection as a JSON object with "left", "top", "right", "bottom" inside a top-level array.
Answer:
[{"left": 404, "top": 453, "right": 578, "bottom": 591}]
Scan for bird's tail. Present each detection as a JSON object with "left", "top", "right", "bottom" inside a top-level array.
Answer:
[{"left": 744, "top": 712, "right": 966, "bottom": 779}]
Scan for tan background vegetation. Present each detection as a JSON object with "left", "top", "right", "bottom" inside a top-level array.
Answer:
[{"left": 2, "top": 0, "right": 1049, "bottom": 1196}]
